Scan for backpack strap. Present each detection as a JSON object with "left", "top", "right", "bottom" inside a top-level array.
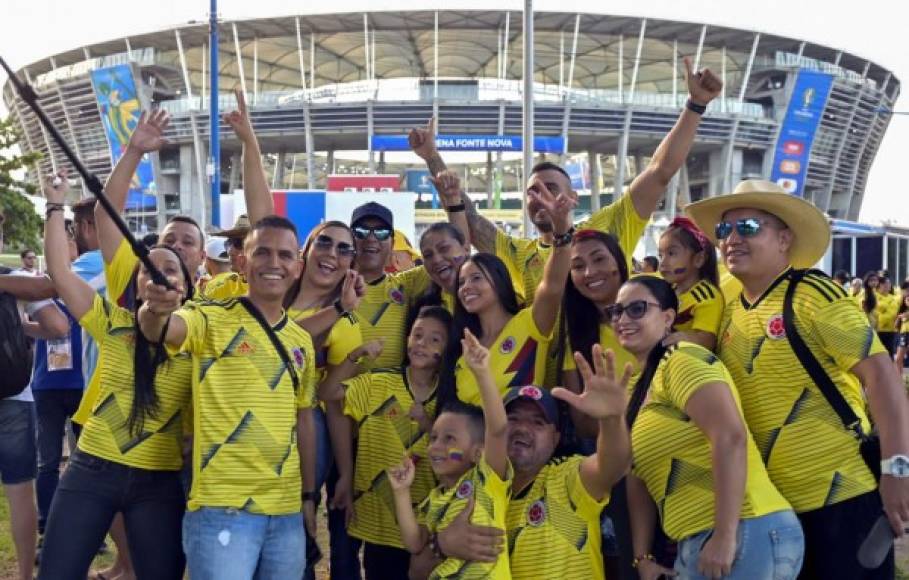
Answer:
[
  {"left": 238, "top": 297, "right": 300, "bottom": 394},
  {"left": 782, "top": 268, "right": 864, "bottom": 438}
]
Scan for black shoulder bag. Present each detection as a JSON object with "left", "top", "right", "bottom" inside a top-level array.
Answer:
[
  {"left": 238, "top": 298, "right": 300, "bottom": 394},
  {"left": 783, "top": 269, "right": 881, "bottom": 481}
]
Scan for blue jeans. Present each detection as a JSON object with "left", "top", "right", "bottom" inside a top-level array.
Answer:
[
  {"left": 304, "top": 407, "right": 362, "bottom": 580},
  {"left": 34, "top": 389, "right": 83, "bottom": 533},
  {"left": 674, "top": 509, "right": 804, "bottom": 580},
  {"left": 183, "top": 508, "right": 306, "bottom": 580},
  {"left": 0, "top": 400, "right": 36, "bottom": 485}
]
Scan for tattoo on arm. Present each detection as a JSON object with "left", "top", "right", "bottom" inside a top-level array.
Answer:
[
  {"left": 463, "top": 199, "right": 499, "bottom": 254},
  {"left": 425, "top": 153, "right": 448, "bottom": 177}
]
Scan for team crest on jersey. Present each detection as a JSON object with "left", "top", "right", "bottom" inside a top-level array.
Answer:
[
  {"left": 456, "top": 480, "right": 474, "bottom": 499},
  {"left": 501, "top": 337, "right": 516, "bottom": 354},
  {"left": 389, "top": 288, "right": 405, "bottom": 305},
  {"left": 527, "top": 499, "right": 546, "bottom": 526},
  {"left": 292, "top": 347, "right": 306, "bottom": 368},
  {"left": 766, "top": 314, "right": 786, "bottom": 340}
]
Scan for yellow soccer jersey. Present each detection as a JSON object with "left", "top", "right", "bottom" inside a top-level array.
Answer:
[
  {"left": 175, "top": 298, "right": 318, "bottom": 515},
  {"left": 631, "top": 342, "right": 790, "bottom": 540},
  {"left": 343, "top": 369, "right": 438, "bottom": 548},
  {"left": 201, "top": 271, "right": 248, "bottom": 302},
  {"left": 507, "top": 456, "right": 609, "bottom": 580},
  {"left": 289, "top": 306, "right": 362, "bottom": 385},
  {"left": 719, "top": 264, "right": 743, "bottom": 304},
  {"left": 494, "top": 189, "right": 647, "bottom": 304},
  {"left": 675, "top": 280, "right": 725, "bottom": 337},
  {"left": 718, "top": 269, "right": 884, "bottom": 512},
  {"left": 355, "top": 269, "right": 431, "bottom": 369},
  {"left": 419, "top": 456, "right": 512, "bottom": 580},
  {"left": 76, "top": 294, "right": 192, "bottom": 471},
  {"left": 876, "top": 292, "right": 900, "bottom": 332},
  {"left": 455, "top": 308, "right": 552, "bottom": 404},
  {"left": 562, "top": 322, "right": 639, "bottom": 378},
  {"left": 106, "top": 239, "right": 139, "bottom": 306}
]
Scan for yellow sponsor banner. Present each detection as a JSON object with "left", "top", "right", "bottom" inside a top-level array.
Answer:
[{"left": 416, "top": 209, "right": 523, "bottom": 223}]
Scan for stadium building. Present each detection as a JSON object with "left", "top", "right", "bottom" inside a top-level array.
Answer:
[{"left": 3, "top": 9, "right": 900, "bottom": 247}]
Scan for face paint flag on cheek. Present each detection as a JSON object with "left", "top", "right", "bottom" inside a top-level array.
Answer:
[
  {"left": 448, "top": 448, "right": 465, "bottom": 461},
  {"left": 673, "top": 267, "right": 687, "bottom": 275}
]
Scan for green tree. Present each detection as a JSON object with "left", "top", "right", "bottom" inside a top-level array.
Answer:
[{"left": 0, "top": 115, "right": 43, "bottom": 252}]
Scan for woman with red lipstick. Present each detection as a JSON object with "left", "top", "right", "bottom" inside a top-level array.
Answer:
[{"left": 657, "top": 217, "right": 723, "bottom": 351}]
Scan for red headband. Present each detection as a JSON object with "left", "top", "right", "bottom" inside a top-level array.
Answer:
[
  {"left": 572, "top": 228, "right": 604, "bottom": 242},
  {"left": 669, "top": 217, "right": 711, "bottom": 251}
]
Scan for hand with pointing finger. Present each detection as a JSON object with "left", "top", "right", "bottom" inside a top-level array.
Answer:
[
  {"left": 223, "top": 88, "right": 255, "bottom": 144},
  {"left": 408, "top": 117, "right": 438, "bottom": 161}
]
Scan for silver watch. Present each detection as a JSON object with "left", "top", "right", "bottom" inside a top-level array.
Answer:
[{"left": 880, "top": 455, "right": 909, "bottom": 477}]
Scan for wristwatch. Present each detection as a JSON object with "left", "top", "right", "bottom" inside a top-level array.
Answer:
[{"left": 881, "top": 455, "right": 909, "bottom": 477}]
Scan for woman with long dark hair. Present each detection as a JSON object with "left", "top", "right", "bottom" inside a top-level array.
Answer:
[
  {"left": 38, "top": 177, "right": 194, "bottom": 579},
  {"left": 439, "top": 184, "right": 574, "bottom": 409},
  {"left": 408, "top": 221, "right": 470, "bottom": 317},
  {"left": 617, "top": 276, "right": 803, "bottom": 579},
  {"left": 861, "top": 270, "right": 880, "bottom": 325}
]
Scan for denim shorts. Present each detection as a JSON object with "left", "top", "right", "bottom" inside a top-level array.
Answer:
[
  {"left": 674, "top": 509, "right": 804, "bottom": 580},
  {"left": 0, "top": 399, "right": 36, "bottom": 485}
]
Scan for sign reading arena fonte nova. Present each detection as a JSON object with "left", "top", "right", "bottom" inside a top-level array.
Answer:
[{"left": 371, "top": 134, "right": 565, "bottom": 153}]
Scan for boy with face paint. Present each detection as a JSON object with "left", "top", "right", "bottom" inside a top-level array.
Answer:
[{"left": 388, "top": 329, "right": 512, "bottom": 580}]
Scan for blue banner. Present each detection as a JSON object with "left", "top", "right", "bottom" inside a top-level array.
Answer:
[
  {"left": 404, "top": 168, "right": 439, "bottom": 208},
  {"left": 372, "top": 134, "right": 565, "bottom": 153},
  {"left": 90, "top": 64, "right": 157, "bottom": 211},
  {"left": 565, "top": 158, "right": 589, "bottom": 190},
  {"left": 769, "top": 69, "right": 834, "bottom": 197}
]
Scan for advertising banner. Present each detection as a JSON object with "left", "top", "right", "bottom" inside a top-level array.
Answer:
[
  {"left": 90, "top": 64, "right": 157, "bottom": 211},
  {"left": 769, "top": 69, "right": 834, "bottom": 196},
  {"left": 371, "top": 134, "right": 565, "bottom": 153},
  {"left": 405, "top": 168, "right": 439, "bottom": 208}
]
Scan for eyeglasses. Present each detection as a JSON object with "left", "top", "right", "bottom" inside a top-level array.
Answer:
[
  {"left": 352, "top": 225, "right": 393, "bottom": 242},
  {"left": 714, "top": 218, "right": 766, "bottom": 240},
  {"left": 604, "top": 300, "right": 663, "bottom": 322},
  {"left": 313, "top": 235, "right": 356, "bottom": 258}
]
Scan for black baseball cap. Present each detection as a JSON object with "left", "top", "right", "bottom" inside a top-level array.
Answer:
[
  {"left": 503, "top": 385, "right": 559, "bottom": 426},
  {"left": 351, "top": 202, "right": 393, "bottom": 230}
]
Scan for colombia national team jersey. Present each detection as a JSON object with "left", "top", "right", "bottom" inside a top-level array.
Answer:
[
  {"left": 454, "top": 308, "right": 552, "bottom": 404},
  {"left": 561, "top": 322, "right": 639, "bottom": 379},
  {"left": 494, "top": 190, "right": 647, "bottom": 304},
  {"left": 674, "top": 279, "right": 725, "bottom": 337},
  {"left": 507, "top": 455, "right": 609, "bottom": 580},
  {"left": 343, "top": 369, "right": 438, "bottom": 548},
  {"left": 201, "top": 271, "right": 248, "bottom": 302},
  {"left": 355, "top": 268, "right": 431, "bottom": 369},
  {"left": 631, "top": 342, "right": 790, "bottom": 540},
  {"left": 77, "top": 294, "right": 192, "bottom": 471},
  {"left": 718, "top": 268, "right": 883, "bottom": 512},
  {"left": 418, "top": 456, "right": 512, "bottom": 580},
  {"left": 288, "top": 305, "right": 361, "bottom": 385},
  {"left": 175, "top": 299, "right": 317, "bottom": 515}
]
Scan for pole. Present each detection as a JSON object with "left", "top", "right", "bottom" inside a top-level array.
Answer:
[
  {"left": 209, "top": 0, "right": 221, "bottom": 227},
  {"left": 522, "top": 0, "right": 534, "bottom": 238}
]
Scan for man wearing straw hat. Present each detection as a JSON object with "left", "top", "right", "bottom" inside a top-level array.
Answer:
[{"left": 687, "top": 179, "right": 909, "bottom": 578}]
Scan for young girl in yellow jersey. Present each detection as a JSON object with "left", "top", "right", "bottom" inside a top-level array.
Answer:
[
  {"left": 895, "top": 282, "right": 909, "bottom": 373},
  {"left": 875, "top": 275, "right": 900, "bottom": 357},
  {"left": 39, "top": 177, "right": 194, "bottom": 580},
  {"left": 389, "top": 329, "right": 512, "bottom": 580},
  {"left": 283, "top": 220, "right": 365, "bottom": 578},
  {"left": 616, "top": 276, "right": 802, "bottom": 580},
  {"left": 441, "top": 182, "right": 574, "bottom": 408},
  {"left": 658, "top": 216, "right": 723, "bottom": 351},
  {"left": 320, "top": 306, "right": 453, "bottom": 579}
]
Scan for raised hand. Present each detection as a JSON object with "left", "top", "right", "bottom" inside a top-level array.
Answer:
[
  {"left": 684, "top": 56, "right": 723, "bottom": 106},
  {"left": 42, "top": 170, "right": 70, "bottom": 205},
  {"left": 126, "top": 109, "right": 170, "bottom": 154},
  {"left": 223, "top": 88, "right": 255, "bottom": 144},
  {"left": 408, "top": 117, "right": 437, "bottom": 160},
  {"left": 551, "top": 344, "right": 630, "bottom": 420},
  {"left": 388, "top": 455, "right": 416, "bottom": 491},
  {"left": 527, "top": 178, "right": 577, "bottom": 236},
  {"left": 339, "top": 270, "right": 366, "bottom": 312},
  {"left": 429, "top": 169, "right": 462, "bottom": 206},
  {"left": 461, "top": 328, "right": 490, "bottom": 372}
]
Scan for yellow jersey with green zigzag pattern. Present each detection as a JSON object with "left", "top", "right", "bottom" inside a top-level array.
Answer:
[
  {"left": 175, "top": 299, "right": 317, "bottom": 515},
  {"left": 507, "top": 455, "right": 609, "bottom": 580},
  {"left": 718, "top": 268, "right": 883, "bottom": 513},
  {"left": 631, "top": 342, "right": 790, "bottom": 540},
  {"left": 418, "top": 456, "right": 512, "bottom": 579},
  {"left": 77, "top": 294, "right": 192, "bottom": 471}
]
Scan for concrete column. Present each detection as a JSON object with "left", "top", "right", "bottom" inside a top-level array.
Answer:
[
  {"left": 327, "top": 150, "right": 335, "bottom": 174},
  {"left": 378, "top": 151, "right": 386, "bottom": 174},
  {"left": 228, "top": 152, "right": 241, "bottom": 194},
  {"left": 486, "top": 152, "right": 494, "bottom": 206},
  {"left": 588, "top": 150, "right": 601, "bottom": 212},
  {"left": 275, "top": 151, "right": 287, "bottom": 188}
]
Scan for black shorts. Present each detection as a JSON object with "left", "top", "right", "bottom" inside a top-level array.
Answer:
[{"left": 898, "top": 333, "right": 909, "bottom": 349}]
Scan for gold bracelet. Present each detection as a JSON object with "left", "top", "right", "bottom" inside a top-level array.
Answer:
[{"left": 632, "top": 553, "right": 655, "bottom": 568}]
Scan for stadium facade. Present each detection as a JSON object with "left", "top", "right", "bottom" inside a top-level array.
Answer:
[{"left": 3, "top": 9, "right": 900, "bottom": 234}]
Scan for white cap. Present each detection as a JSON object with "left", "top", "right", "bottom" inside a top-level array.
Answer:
[{"left": 205, "top": 236, "right": 230, "bottom": 263}]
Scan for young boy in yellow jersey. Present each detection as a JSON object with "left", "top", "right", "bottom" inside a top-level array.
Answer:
[{"left": 389, "top": 329, "right": 512, "bottom": 579}]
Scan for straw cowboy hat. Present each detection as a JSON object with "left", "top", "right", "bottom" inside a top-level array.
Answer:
[
  {"left": 685, "top": 179, "right": 831, "bottom": 269},
  {"left": 217, "top": 214, "right": 252, "bottom": 239}
]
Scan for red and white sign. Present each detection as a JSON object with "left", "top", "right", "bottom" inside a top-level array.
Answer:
[{"left": 326, "top": 174, "right": 400, "bottom": 193}]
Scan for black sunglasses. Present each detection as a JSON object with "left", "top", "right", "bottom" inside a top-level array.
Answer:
[
  {"left": 352, "top": 225, "right": 393, "bottom": 242},
  {"left": 604, "top": 300, "right": 663, "bottom": 322},
  {"left": 715, "top": 218, "right": 766, "bottom": 240},
  {"left": 313, "top": 235, "right": 356, "bottom": 258}
]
